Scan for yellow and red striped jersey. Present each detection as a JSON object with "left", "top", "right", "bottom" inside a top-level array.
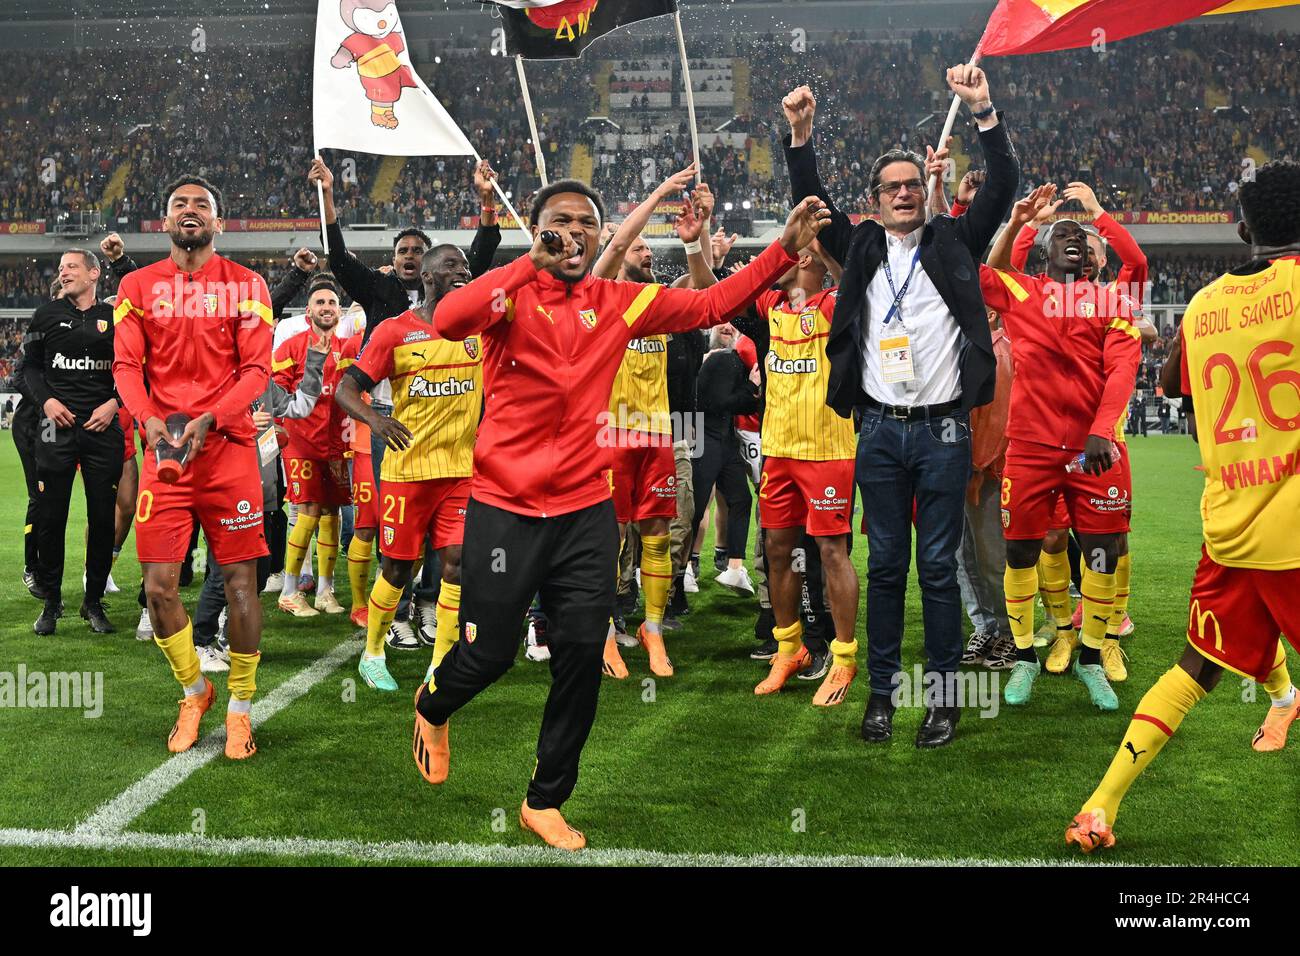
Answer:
[
  {"left": 756, "top": 287, "right": 855, "bottom": 461},
  {"left": 1179, "top": 256, "right": 1300, "bottom": 569},
  {"left": 349, "top": 309, "right": 481, "bottom": 482},
  {"left": 608, "top": 334, "right": 671, "bottom": 435}
]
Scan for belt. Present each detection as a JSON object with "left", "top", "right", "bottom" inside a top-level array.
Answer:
[{"left": 861, "top": 397, "right": 961, "bottom": 422}]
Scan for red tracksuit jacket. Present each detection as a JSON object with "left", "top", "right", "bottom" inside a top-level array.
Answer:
[
  {"left": 433, "top": 241, "right": 797, "bottom": 517},
  {"left": 113, "top": 253, "right": 272, "bottom": 444}
]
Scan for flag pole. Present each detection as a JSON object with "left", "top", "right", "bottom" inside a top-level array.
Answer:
[
  {"left": 672, "top": 10, "right": 702, "bottom": 181},
  {"left": 514, "top": 54, "right": 549, "bottom": 188},
  {"left": 926, "top": 47, "right": 982, "bottom": 198},
  {"left": 315, "top": 144, "right": 331, "bottom": 256},
  {"left": 469, "top": 143, "right": 534, "bottom": 244}
]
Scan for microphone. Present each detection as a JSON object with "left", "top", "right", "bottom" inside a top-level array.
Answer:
[{"left": 539, "top": 230, "right": 563, "bottom": 252}]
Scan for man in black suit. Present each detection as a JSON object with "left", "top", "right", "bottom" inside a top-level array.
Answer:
[{"left": 782, "top": 63, "right": 1019, "bottom": 748}]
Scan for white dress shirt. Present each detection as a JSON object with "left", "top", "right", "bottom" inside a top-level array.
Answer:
[{"left": 860, "top": 224, "right": 963, "bottom": 407}]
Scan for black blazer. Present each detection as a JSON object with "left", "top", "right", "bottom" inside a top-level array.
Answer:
[{"left": 784, "top": 118, "right": 1019, "bottom": 416}]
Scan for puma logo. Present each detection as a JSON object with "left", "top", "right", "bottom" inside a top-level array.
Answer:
[
  {"left": 411, "top": 350, "right": 426, "bottom": 361},
  {"left": 1008, "top": 614, "right": 1023, "bottom": 624},
  {"left": 1092, "top": 615, "right": 1110, "bottom": 625},
  {"left": 1124, "top": 741, "right": 1146, "bottom": 764},
  {"left": 535, "top": 305, "right": 555, "bottom": 324}
]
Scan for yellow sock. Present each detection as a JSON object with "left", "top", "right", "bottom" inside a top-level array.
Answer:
[
  {"left": 772, "top": 620, "right": 803, "bottom": 658},
  {"left": 831, "top": 637, "right": 859, "bottom": 667},
  {"left": 431, "top": 581, "right": 461, "bottom": 672},
  {"left": 1079, "top": 567, "right": 1117, "bottom": 650},
  {"left": 1037, "top": 549, "right": 1073, "bottom": 627},
  {"left": 155, "top": 618, "right": 201, "bottom": 690},
  {"left": 317, "top": 513, "right": 338, "bottom": 584},
  {"left": 1107, "top": 553, "right": 1132, "bottom": 636},
  {"left": 640, "top": 533, "right": 672, "bottom": 631},
  {"left": 1004, "top": 564, "right": 1039, "bottom": 650},
  {"left": 284, "top": 513, "right": 320, "bottom": 579},
  {"left": 227, "top": 650, "right": 261, "bottom": 702},
  {"left": 1262, "top": 643, "right": 1293, "bottom": 701},
  {"left": 347, "top": 536, "right": 373, "bottom": 612},
  {"left": 365, "top": 574, "right": 404, "bottom": 657},
  {"left": 1083, "top": 665, "right": 1206, "bottom": 822}
]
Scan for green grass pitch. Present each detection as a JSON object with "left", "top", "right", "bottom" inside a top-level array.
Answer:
[{"left": 0, "top": 430, "right": 1295, "bottom": 866}]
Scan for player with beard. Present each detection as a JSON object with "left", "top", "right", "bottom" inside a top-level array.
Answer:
[
  {"left": 274, "top": 278, "right": 352, "bottom": 619},
  {"left": 979, "top": 186, "right": 1141, "bottom": 712},
  {"left": 335, "top": 245, "right": 482, "bottom": 693},
  {"left": 591, "top": 165, "right": 714, "bottom": 678},
  {"left": 113, "top": 175, "right": 272, "bottom": 760},
  {"left": 408, "top": 179, "right": 830, "bottom": 849}
]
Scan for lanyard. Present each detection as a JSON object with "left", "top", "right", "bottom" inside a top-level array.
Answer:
[{"left": 881, "top": 245, "right": 922, "bottom": 328}]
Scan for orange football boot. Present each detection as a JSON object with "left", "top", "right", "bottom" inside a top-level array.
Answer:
[
  {"left": 1252, "top": 697, "right": 1300, "bottom": 752},
  {"left": 224, "top": 711, "right": 257, "bottom": 760},
  {"left": 755, "top": 645, "right": 812, "bottom": 695},
  {"left": 520, "top": 801, "right": 586, "bottom": 851},
  {"left": 812, "top": 662, "right": 858, "bottom": 707},
  {"left": 602, "top": 635, "right": 628, "bottom": 679},
  {"left": 1065, "top": 808, "right": 1116, "bottom": 854},
  {"left": 167, "top": 677, "right": 214, "bottom": 753},
  {"left": 637, "top": 623, "right": 674, "bottom": 677},
  {"left": 412, "top": 683, "right": 449, "bottom": 784},
  {"left": 349, "top": 605, "right": 368, "bottom": 629}
]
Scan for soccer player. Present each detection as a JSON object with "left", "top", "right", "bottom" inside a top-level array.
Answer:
[
  {"left": 334, "top": 244, "right": 481, "bottom": 692},
  {"left": 591, "top": 164, "right": 711, "bottom": 678},
  {"left": 1066, "top": 161, "right": 1300, "bottom": 853},
  {"left": 274, "top": 276, "right": 352, "bottom": 618},
  {"left": 978, "top": 185, "right": 1142, "bottom": 712},
  {"left": 343, "top": 384, "right": 379, "bottom": 629},
  {"left": 113, "top": 175, "right": 272, "bottom": 760},
  {"left": 409, "top": 180, "right": 829, "bottom": 849},
  {"left": 732, "top": 246, "right": 861, "bottom": 704}
]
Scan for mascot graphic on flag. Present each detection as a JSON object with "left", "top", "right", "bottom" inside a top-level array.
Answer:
[{"left": 330, "top": 0, "right": 418, "bottom": 129}]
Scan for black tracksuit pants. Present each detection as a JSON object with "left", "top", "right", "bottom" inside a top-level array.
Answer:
[
  {"left": 13, "top": 402, "right": 40, "bottom": 572},
  {"left": 690, "top": 432, "right": 752, "bottom": 559},
  {"left": 416, "top": 496, "right": 618, "bottom": 811},
  {"left": 35, "top": 420, "right": 124, "bottom": 602}
]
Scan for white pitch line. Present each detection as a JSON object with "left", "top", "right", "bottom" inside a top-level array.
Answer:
[
  {"left": 73, "top": 638, "right": 360, "bottom": 836},
  {"left": 0, "top": 827, "right": 1131, "bottom": 867}
]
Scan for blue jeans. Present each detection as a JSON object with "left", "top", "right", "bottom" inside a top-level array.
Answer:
[{"left": 855, "top": 407, "right": 972, "bottom": 702}]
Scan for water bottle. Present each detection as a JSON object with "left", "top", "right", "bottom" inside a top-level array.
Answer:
[
  {"left": 155, "top": 413, "right": 192, "bottom": 483},
  {"left": 1065, "top": 441, "right": 1121, "bottom": 474}
]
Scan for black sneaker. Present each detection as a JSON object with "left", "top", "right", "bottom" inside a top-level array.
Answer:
[
  {"left": 34, "top": 599, "right": 63, "bottom": 635},
  {"left": 754, "top": 605, "right": 775, "bottom": 645},
  {"left": 983, "top": 633, "right": 1018, "bottom": 671},
  {"left": 750, "top": 638, "right": 778, "bottom": 661},
  {"left": 798, "top": 647, "right": 831, "bottom": 681},
  {"left": 23, "top": 569, "right": 48, "bottom": 601},
  {"left": 612, "top": 612, "right": 628, "bottom": 637},
  {"left": 661, "top": 615, "right": 682, "bottom": 632},
  {"left": 79, "top": 599, "right": 115, "bottom": 634},
  {"left": 713, "top": 547, "right": 728, "bottom": 573},
  {"left": 961, "top": 630, "right": 996, "bottom": 665}
]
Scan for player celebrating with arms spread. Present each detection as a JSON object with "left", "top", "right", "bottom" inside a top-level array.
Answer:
[
  {"left": 113, "top": 176, "right": 272, "bottom": 759},
  {"left": 335, "top": 244, "right": 482, "bottom": 692},
  {"left": 410, "top": 178, "right": 830, "bottom": 850},
  {"left": 1066, "top": 161, "right": 1300, "bottom": 854}
]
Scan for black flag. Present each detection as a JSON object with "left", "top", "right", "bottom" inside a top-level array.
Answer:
[{"left": 486, "top": 0, "right": 679, "bottom": 60}]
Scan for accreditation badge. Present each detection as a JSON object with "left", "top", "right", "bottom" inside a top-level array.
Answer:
[{"left": 880, "top": 334, "right": 915, "bottom": 384}]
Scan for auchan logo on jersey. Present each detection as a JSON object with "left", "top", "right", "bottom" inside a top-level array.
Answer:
[
  {"left": 51, "top": 354, "right": 111, "bottom": 371},
  {"left": 767, "top": 353, "right": 817, "bottom": 375},
  {"left": 408, "top": 375, "right": 475, "bottom": 399}
]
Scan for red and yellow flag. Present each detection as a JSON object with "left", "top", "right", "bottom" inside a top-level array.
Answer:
[{"left": 978, "top": 0, "right": 1299, "bottom": 56}]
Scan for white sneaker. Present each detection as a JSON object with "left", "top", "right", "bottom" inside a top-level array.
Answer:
[
  {"left": 278, "top": 592, "right": 320, "bottom": 618},
  {"left": 525, "top": 621, "right": 551, "bottom": 662},
  {"left": 715, "top": 565, "right": 755, "bottom": 596},
  {"left": 135, "top": 606, "right": 154, "bottom": 641},
  {"left": 262, "top": 572, "right": 284, "bottom": 594},
  {"left": 105, "top": 573, "right": 119, "bottom": 594},
  {"left": 314, "top": 587, "right": 346, "bottom": 614},
  {"left": 412, "top": 598, "right": 437, "bottom": 646},
  {"left": 196, "top": 643, "right": 230, "bottom": 673},
  {"left": 386, "top": 618, "right": 420, "bottom": 651},
  {"left": 683, "top": 564, "right": 699, "bottom": 594}
]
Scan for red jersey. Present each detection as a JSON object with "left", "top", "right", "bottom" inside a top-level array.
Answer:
[
  {"left": 1010, "top": 212, "right": 1149, "bottom": 305},
  {"left": 979, "top": 266, "right": 1141, "bottom": 451},
  {"left": 272, "top": 328, "right": 350, "bottom": 460},
  {"left": 113, "top": 252, "right": 272, "bottom": 444},
  {"left": 734, "top": 333, "right": 761, "bottom": 433},
  {"left": 433, "top": 242, "right": 797, "bottom": 517}
]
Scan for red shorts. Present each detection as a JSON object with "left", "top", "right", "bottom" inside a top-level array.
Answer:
[
  {"left": 1049, "top": 494, "right": 1071, "bottom": 531},
  {"left": 286, "top": 456, "right": 352, "bottom": 507},
  {"left": 760, "top": 456, "right": 855, "bottom": 537},
  {"left": 379, "top": 477, "right": 469, "bottom": 560},
  {"left": 610, "top": 439, "right": 677, "bottom": 524},
  {"left": 1000, "top": 440, "right": 1131, "bottom": 540},
  {"left": 1186, "top": 547, "right": 1300, "bottom": 682},
  {"left": 117, "top": 408, "right": 135, "bottom": 462},
  {"left": 134, "top": 436, "right": 267, "bottom": 566},
  {"left": 351, "top": 454, "right": 378, "bottom": 531}
]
